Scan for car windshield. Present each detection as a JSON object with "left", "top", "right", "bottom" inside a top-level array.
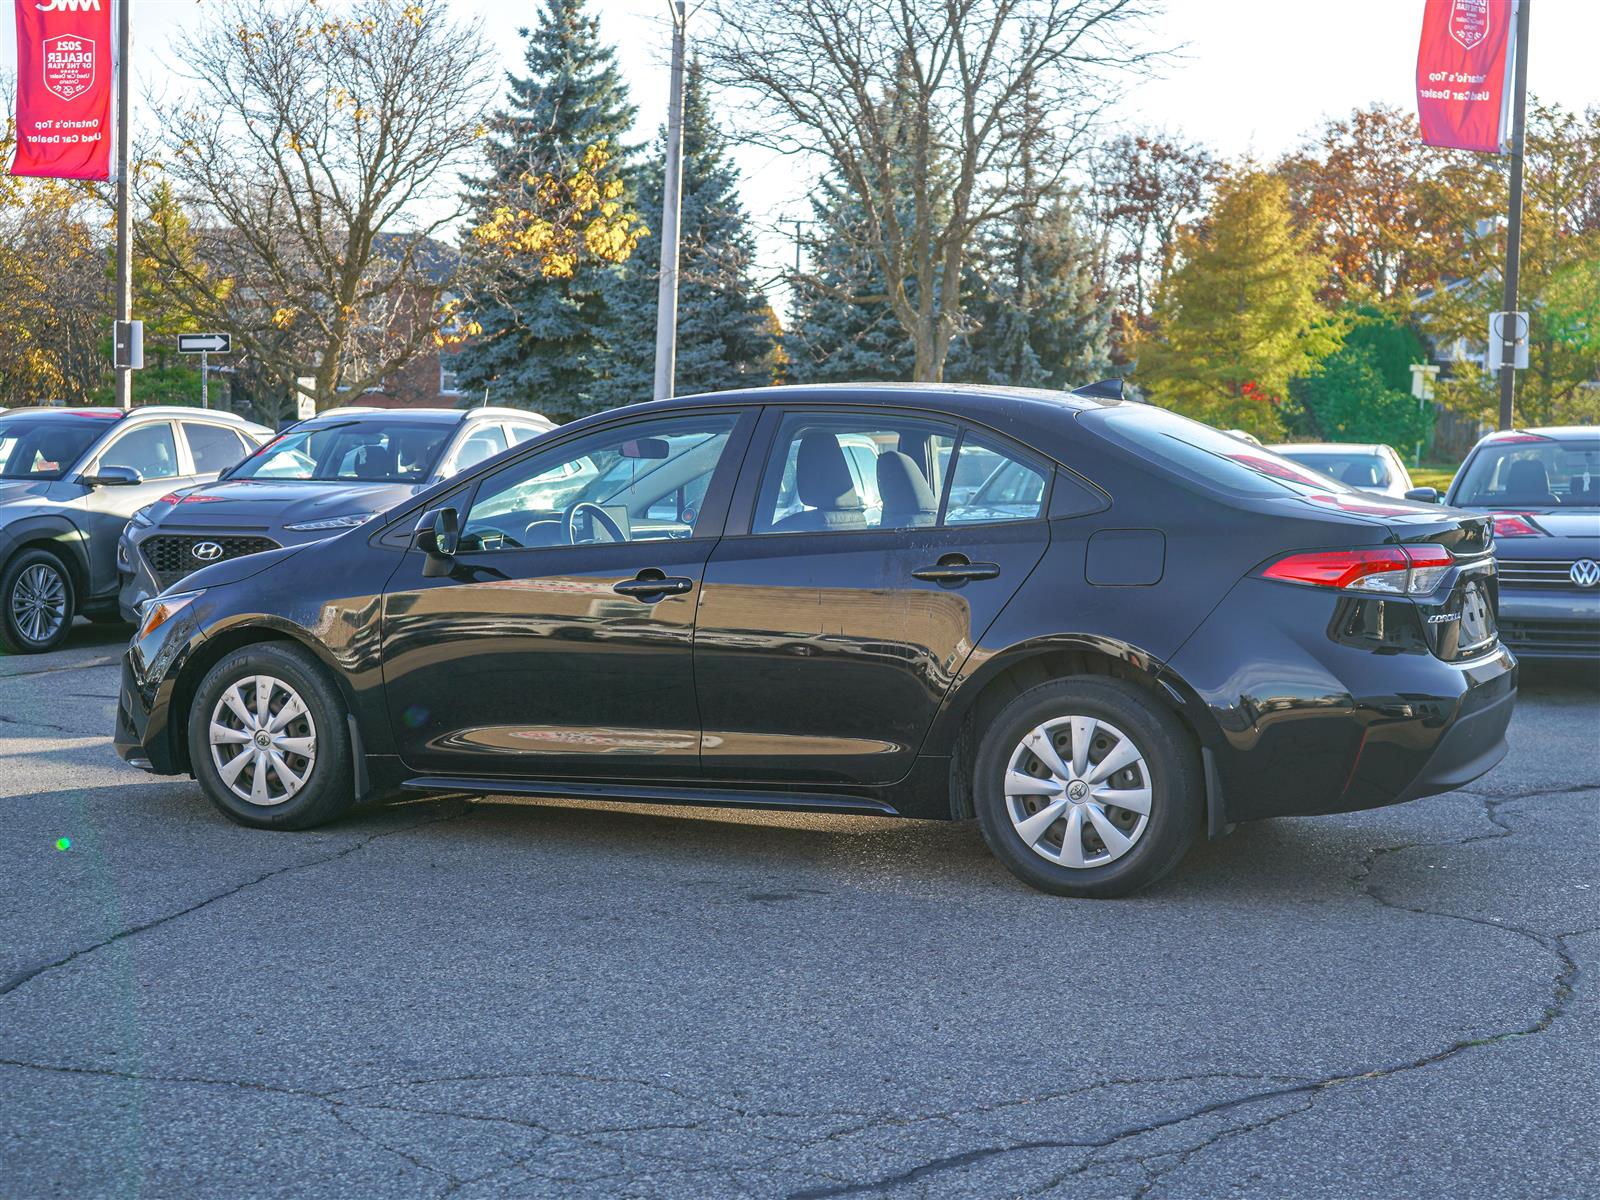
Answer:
[
  {"left": 229, "top": 419, "right": 452, "bottom": 484},
  {"left": 1454, "top": 438, "right": 1600, "bottom": 509},
  {"left": 1280, "top": 451, "right": 1392, "bottom": 490},
  {"left": 1083, "top": 406, "right": 1351, "bottom": 498},
  {"left": 0, "top": 416, "right": 114, "bottom": 480}
]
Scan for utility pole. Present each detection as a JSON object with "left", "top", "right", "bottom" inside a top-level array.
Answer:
[
  {"left": 652, "top": 0, "right": 688, "bottom": 402},
  {"left": 114, "top": 0, "right": 135, "bottom": 411},
  {"left": 1497, "top": 0, "right": 1531, "bottom": 432}
]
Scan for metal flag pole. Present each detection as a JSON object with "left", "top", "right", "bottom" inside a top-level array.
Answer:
[
  {"left": 652, "top": 0, "right": 688, "bottom": 402},
  {"left": 1497, "top": 0, "right": 1531, "bottom": 432},
  {"left": 114, "top": 0, "right": 134, "bottom": 410}
]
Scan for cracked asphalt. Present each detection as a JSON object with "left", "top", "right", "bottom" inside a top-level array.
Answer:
[{"left": 1, "top": 625, "right": 1596, "bottom": 1199}]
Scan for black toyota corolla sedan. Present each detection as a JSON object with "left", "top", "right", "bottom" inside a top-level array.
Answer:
[{"left": 114, "top": 385, "right": 1517, "bottom": 897}]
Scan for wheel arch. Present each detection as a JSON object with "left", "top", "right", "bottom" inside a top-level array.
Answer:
[
  {"left": 934, "top": 636, "right": 1224, "bottom": 823},
  {"left": 2, "top": 518, "right": 92, "bottom": 603},
  {"left": 167, "top": 621, "right": 362, "bottom": 776}
]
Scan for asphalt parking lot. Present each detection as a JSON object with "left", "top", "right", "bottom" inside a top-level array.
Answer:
[{"left": 1, "top": 624, "right": 1596, "bottom": 1199}]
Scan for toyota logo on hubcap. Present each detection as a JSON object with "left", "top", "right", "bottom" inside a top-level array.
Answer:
[
  {"left": 1572, "top": 559, "right": 1600, "bottom": 589},
  {"left": 191, "top": 541, "right": 224, "bottom": 563}
]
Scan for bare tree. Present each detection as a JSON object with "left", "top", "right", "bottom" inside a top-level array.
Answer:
[
  {"left": 1088, "top": 131, "right": 1219, "bottom": 331},
  {"left": 704, "top": 0, "right": 1161, "bottom": 380},
  {"left": 139, "top": 0, "right": 493, "bottom": 415}
]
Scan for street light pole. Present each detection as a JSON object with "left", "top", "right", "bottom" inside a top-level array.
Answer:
[
  {"left": 114, "top": 0, "right": 134, "bottom": 411},
  {"left": 652, "top": 0, "right": 688, "bottom": 402},
  {"left": 1497, "top": 0, "right": 1531, "bottom": 432}
]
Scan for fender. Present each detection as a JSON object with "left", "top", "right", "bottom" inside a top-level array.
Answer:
[
  {"left": 0, "top": 513, "right": 93, "bottom": 597},
  {"left": 925, "top": 631, "right": 1177, "bottom": 750},
  {"left": 176, "top": 609, "right": 396, "bottom": 758}
]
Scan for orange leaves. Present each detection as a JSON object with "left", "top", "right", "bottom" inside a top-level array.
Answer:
[{"left": 471, "top": 142, "right": 646, "bottom": 280}]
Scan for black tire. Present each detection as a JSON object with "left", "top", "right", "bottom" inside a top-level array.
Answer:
[
  {"left": 974, "top": 677, "right": 1202, "bottom": 898},
  {"left": 187, "top": 642, "right": 355, "bottom": 830},
  {"left": 0, "top": 548, "right": 77, "bottom": 654}
]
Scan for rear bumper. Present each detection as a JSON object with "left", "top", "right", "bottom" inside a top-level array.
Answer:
[
  {"left": 1497, "top": 588, "right": 1600, "bottom": 659},
  {"left": 1167, "top": 577, "right": 1519, "bottom": 823}
]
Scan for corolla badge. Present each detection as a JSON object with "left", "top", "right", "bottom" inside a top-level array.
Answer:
[
  {"left": 1571, "top": 559, "right": 1600, "bottom": 589},
  {"left": 190, "top": 541, "right": 224, "bottom": 563}
]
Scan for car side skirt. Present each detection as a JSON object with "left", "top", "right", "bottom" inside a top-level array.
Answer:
[{"left": 398, "top": 775, "right": 900, "bottom": 817}]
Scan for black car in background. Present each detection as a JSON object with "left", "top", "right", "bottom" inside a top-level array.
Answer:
[
  {"left": 117, "top": 406, "right": 554, "bottom": 620},
  {"left": 1423, "top": 427, "right": 1599, "bottom": 660},
  {"left": 0, "top": 406, "right": 271, "bottom": 653},
  {"left": 115, "top": 385, "right": 1515, "bottom": 897}
]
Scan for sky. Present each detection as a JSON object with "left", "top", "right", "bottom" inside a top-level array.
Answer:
[{"left": 6, "top": 0, "right": 1599, "bottom": 303}]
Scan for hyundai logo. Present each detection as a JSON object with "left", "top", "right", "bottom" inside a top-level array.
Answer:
[
  {"left": 191, "top": 541, "right": 225, "bottom": 563},
  {"left": 1572, "top": 559, "right": 1600, "bottom": 589}
]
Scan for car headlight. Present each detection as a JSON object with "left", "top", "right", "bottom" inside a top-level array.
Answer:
[
  {"left": 283, "top": 513, "right": 376, "bottom": 532},
  {"left": 138, "top": 590, "right": 204, "bottom": 640},
  {"left": 130, "top": 504, "right": 158, "bottom": 528}
]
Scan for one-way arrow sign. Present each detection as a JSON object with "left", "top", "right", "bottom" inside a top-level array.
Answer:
[{"left": 178, "top": 333, "right": 232, "bottom": 354}]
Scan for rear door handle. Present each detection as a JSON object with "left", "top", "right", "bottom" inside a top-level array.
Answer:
[
  {"left": 912, "top": 557, "right": 1001, "bottom": 584},
  {"left": 614, "top": 572, "right": 694, "bottom": 599}
]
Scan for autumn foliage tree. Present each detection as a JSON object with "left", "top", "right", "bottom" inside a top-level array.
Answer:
[{"left": 1138, "top": 170, "right": 1343, "bottom": 438}]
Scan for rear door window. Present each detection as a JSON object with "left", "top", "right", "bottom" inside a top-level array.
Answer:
[
  {"left": 752, "top": 412, "right": 958, "bottom": 534},
  {"left": 182, "top": 422, "right": 251, "bottom": 474}
]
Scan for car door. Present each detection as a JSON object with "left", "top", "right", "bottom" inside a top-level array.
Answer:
[
  {"left": 77, "top": 420, "right": 188, "bottom": 598},
  {"left": 381, "top": 407, "right": 755, "bottom": 780},
  {"left": 693, "top": 408, "right": 1054, "bottom": 786}
]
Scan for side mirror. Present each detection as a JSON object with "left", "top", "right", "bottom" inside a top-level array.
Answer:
[
  {"left": 82, "top": 465, "right": 143, "bottom": 488},
  {"left": 419, "top": 506, "right": 460, "bottom": 578},
  {"left": 1404, "top": 487, "right": 1442, "bottom": 504}
]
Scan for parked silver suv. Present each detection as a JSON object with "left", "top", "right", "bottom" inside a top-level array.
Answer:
[{"left": 0, "top": 406, "right": 272, "bottom": 653}]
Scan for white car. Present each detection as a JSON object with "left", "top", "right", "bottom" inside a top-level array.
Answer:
[{"left": 1269, "top": 443, "right": 1416, "bottom": 498}]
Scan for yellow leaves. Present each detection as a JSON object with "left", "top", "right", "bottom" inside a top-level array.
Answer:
[
  {"left": 401, "top": 4, "right": 425, "bottom": 28},
  {"left": 272, "top": 307, "right": 300, "bottom": 330},
  {"left": 471, "top": 141, "right": 646, "bottom": 280}
]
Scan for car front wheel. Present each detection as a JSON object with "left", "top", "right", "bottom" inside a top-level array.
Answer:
[
  {"left": 0, "top": 549, "right": 76, "bottom": 654},
  {"left": 974, "top": 677, "right": 1202, "bottom": 898},
  {"left": 188, "top": 642, "right": 355, "bottom": 830}
]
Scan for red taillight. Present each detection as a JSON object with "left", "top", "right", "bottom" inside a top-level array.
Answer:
[
  {"left": 1262, "top": 545, "right": 1454, "bottom": 595},
  {"left": 1491, "top": 513, "right": 1542, "bottom": 537}
]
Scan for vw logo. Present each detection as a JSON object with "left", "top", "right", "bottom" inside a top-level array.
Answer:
[
  {"left": 191, "top": 541, "right": 224, "bottom": 563},
  {"left": 1571, "top": 559, "right": 1600, "bottom": 589}
]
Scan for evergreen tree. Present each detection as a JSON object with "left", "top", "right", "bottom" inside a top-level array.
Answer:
[
  {"left": 1138, "top": 170, "right": 1344, "bottom": 439},
  {"left": 1288, "top": 343, "right": 1431, "bottom": 450},
  {"left": 785, "top": 180, "right": 914, "bottom": 383},
  {"left": 960, "top": 199, "right": 1111, "bottom": 390},
  {"left": 593, "top": 61, "right": 775, "bottom": 406},
  {"left": 454, "top": 0, "right": 636, "bottom": 416}
]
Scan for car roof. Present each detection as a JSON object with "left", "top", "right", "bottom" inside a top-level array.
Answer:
[
  {"left": 1484, "top": 427, "right": 1600, "bottom": 441},
  {"left": 0, "top": 405, "right": 265, "bottom": 425},
  {"left": 580, "top": 383, "right": 1120, "bottom": 425}
]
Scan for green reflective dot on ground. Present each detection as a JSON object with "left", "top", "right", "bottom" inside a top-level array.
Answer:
[{"left": 54, "top": 837, "right": 71, "bottom": 851}]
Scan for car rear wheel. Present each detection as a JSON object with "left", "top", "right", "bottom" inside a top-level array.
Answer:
[
  {"left": 188, "top": 642, "right": 355, "bottom": 830},
  {"left": 0, "top": 549, "right": 76, "bottom": 654},
  {"left": 974, "top": 677, "right": 1202, "bottom": 898}
]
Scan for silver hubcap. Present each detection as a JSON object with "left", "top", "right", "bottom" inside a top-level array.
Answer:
[
  {"left": 208, "top": 675, "right": 317, "bottom": 807},
  {"left": 11, "top": 564, "right": 66, "bottom": 644},
  {"left": 1004, "top": 715, "right": 1153, "bottom": 869}
]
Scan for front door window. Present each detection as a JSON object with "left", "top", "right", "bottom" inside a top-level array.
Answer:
[{"left": 463, "top": 413, "right": 741, "bottom": 551}]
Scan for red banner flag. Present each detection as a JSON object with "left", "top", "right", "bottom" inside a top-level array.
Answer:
[
  {"left": 1416, "top": 0, "right": 1516, "bottom": 153},
  {"left": 9, "top": 0, "right": 115, "bottom": 181}
]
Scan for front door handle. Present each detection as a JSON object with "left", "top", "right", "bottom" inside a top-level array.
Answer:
[
  {"left": 912, "top": 556, "right": 1001, "bottom": 584},
  {"left": 614, "top": 571, "right": 694, "bottom": 600}
]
